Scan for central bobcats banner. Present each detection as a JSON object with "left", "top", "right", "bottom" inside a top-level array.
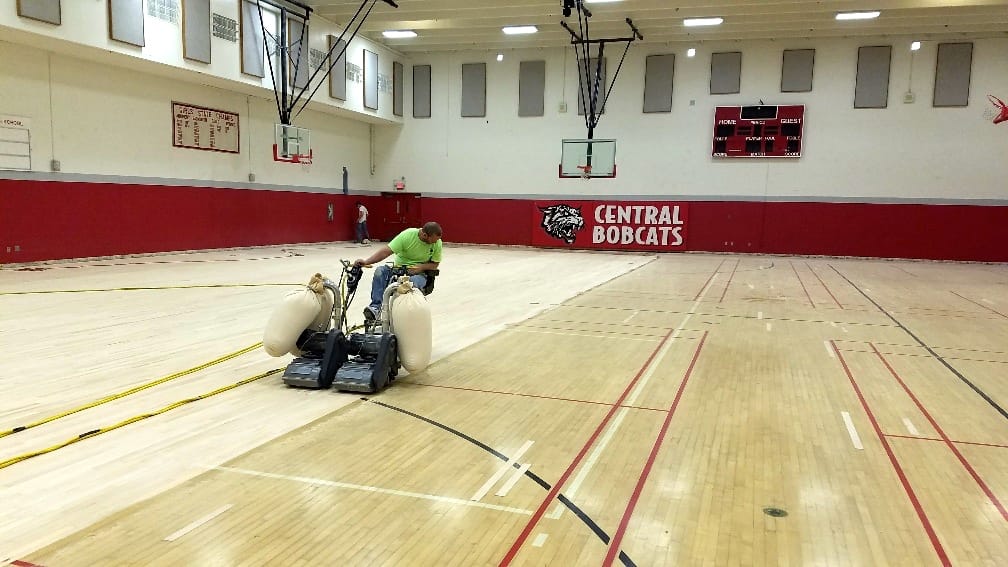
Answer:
[{"left": 532, "top": 201, "right": 689, "bottom": 250}]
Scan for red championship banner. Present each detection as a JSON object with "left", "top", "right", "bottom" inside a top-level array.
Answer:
[{"left": 532, "top": 200, "right": 688, "bottom": 250}]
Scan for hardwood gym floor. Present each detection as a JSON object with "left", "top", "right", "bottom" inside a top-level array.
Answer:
[{"left": 3, "top": 247, "right": 1006, "bottom": 566}]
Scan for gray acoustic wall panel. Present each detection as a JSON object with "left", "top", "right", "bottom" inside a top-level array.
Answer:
[
  {"left": 518, "top": 60, "right": 546, "bottom": 117},
  {"left": 109, "top": 0, "right": 145, "bottom": 47},
  {"left": 182, "top": 0, "right": 211, "bottom": 63},
  {"left": 363, "top": 49, "right": 378, "bottom": 110},
  {"left": 933, "top": 42, "right": 973, "bottom": 107},
  {"left": 854, "top": 45, "right": 892, "bottom": 108},
  {"left": 461, "top": 63, "right": 486, "bottom": 118},
  {"left": 710, "top": 52, "right": 741, "bottom": 95},
  {"left": 781, "top": 49, "right": 814, "bottom": 92},
  {"left": 577, "top": 57, "right": 606, "bottom": 116},
  {"left": 328, "top": 36, "right": 347, "bottom": 100},
  {"left": 413, "top": 65, "right": 431, "bottom": 118},
  {"left": 393, "top": 61, "right": 404, "bottom": 117},
  {"left": 643, "top": 54, "right": 675, "bottom": 113},
  {"left": 240, "top": 0, "right": 264, "bottom": 77},
  {"left": 289, "top": 18, "right": 309, "bottom": 89},
  {"left": 17, "top": 0, "right": 61, "bottom": 25}
]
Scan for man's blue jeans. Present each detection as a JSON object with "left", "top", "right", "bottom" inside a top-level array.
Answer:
[
  {"left": 355, "top": 222, "right": 370, "bottom": 243},
  {"left": 368, "top": 265, "right": 427, "bottom": 312}
]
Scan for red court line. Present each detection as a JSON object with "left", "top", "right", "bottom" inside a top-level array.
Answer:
[
  {"left": 409, "top": 383, "right": 667, "bottom": 413},
  {"left": 693, "top": 259, "right": 726, "bottom": 301},
  {"left": 869, "top": 343, "right": 1008, "bottom": 522},
  {"left": 806, "top": 262, "right": 844, "bottom": 309},
  {"left": 717, "top": 259, "right": 740, "bottom": 303},
  {"left": 950, "top": 291, "right": 1008, "bottom": 319},
  {"left": 603, "top": 331, "right": 709, "bottom": 566},
  {"left": 790, "top": 260, "right": 816, "bottom": 307},
  {"left": 884, "top": 433, "right": 1008, "bottom": 450},
  {"left": 498, "top": 324, "right": 679, "bottom": 566},
  {"left": 11, "top": 560, "right": 45, "bottom": 567},
  {"left": 831, "top": 341, "right": 951, "bottom": 566}
]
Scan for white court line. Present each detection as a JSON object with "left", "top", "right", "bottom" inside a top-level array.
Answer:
[
  {"left": 841, "top": 412, "right": 864, "bottom": 450},
  {"left": 982, "top": 298, "right": 993, "bottom": 304},
  {"left": 903, "top": 417, "right": 921, "bottom": 436},
  {"left": 747, "top": 283, "right": 755, "bottom": 290},
  {"left": 765, "top": 323, "right": 772, "bottom": 332},
  {"left": 495, "top": 463, "right": 531, "bottom": 497},
  {"left": 164, "top": 504, "right": 233, "bottom": 542},
  {"left": 547, "top": 273, "right": 720, "bottom": 520},
  {"left": 824, "top": 340, "right": 835, "bottom": 358},
  {"left": 532, "top": 533, "right": 549, "bottom": 547},
  {"left": 622, "top": 310, "right": 639, "bottom": 324},
  {"left": 830, "top": 321, "right": 838, "bottom": 327},
  {"left": 757, "top": 311, "right": 764, "bottom": 319},
  {"left": 513, "top": 328, "right": 660, "bottom": 342},
  {"left": 841, "top": 327, "right": 849, "bottom": 333},
  {"left": 213, "top": 466, "right": 532, "bottom": 515},
  {"left": 472, "top": 440, "right": 534, "bottom": 501}
]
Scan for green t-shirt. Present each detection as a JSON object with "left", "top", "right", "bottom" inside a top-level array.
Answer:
[{"left": 389, "top": 227, "right": 442, "bottom": 267}]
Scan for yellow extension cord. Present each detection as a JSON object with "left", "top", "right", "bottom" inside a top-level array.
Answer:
[
  {"left": 0, "top": 366, "right": 284, "bottom": 470},
  {"left": 0, "top": 340, "right": 287, "bottom": 469},
  {"left": 0, "top": 342, "right": 264, "bottom": 439}
]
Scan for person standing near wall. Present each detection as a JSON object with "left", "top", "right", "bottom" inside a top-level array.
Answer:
[{"left": 355, "top": 201, "right": 371, "bottom": 244}]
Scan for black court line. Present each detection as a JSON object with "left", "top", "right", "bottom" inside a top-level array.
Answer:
[
  {"left": 367, "top": 399, "right": 638, "bottom": 567},
  {"left": 830, "top": 265, "right": 1008, "bottom": 421}
]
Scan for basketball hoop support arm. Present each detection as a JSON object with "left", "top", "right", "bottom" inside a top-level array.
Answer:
[
  {"left": 256, "top": 0, "right": 399, "bottom": 127},
  {"left": 561, "top": 6, "right": 642, "bottom": 169}
]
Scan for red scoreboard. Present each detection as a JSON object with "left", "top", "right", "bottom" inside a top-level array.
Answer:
[{"left": 712, "top": 105, "right": 805, "bottom": 158}]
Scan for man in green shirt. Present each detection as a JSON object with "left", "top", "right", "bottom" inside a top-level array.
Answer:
[{"left": 354, "top": 221, "right": 443, "bottom": 320}]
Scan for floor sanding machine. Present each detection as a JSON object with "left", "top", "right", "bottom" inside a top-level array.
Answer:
[{"left": 265, "top": 260, "right": 433, "bottom": 393}]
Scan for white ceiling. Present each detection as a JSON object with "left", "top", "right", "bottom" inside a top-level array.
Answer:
[{"left": 304, "top": 0, "right": 1008, "bottom": 53}]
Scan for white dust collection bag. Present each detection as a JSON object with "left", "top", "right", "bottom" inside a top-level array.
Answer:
[{"left": 262, "top": 273, "right": 332, "bottom": 357}]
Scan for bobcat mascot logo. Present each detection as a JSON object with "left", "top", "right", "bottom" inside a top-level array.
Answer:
[{"left": 539, "top": 203, "right": 585, "bottom": 244}]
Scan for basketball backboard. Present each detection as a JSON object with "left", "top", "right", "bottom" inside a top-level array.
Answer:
[
  {"left": 274, "top": 123, "right": 312, "bottom": 164},
  {"left": 559, "top": 138, "right": 616, "bottom": 178}
]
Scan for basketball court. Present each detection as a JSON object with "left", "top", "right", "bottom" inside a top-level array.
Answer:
[
  {"left": 2, "top": 0, "right": 1007, "bottom": 565},
  {"left": 2, "top": 247, "right": 1006, "bottom": 565}
]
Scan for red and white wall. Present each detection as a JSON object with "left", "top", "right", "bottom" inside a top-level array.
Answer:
[{"left": 1, "top": 5, "right": 1006, "bottom": 264}]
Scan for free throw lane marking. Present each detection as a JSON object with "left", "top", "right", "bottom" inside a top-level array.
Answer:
[
  {"left": 164, "top": 505, "right": 233, "bottom": 542},
  {"left": 472, "top": 440, "right": 534, "bottom": 501},
  {"left": 532, "top": 533, "right": 549, "bottom": 547},
  {"left": 842, "top": 412, "right": 864, "bottom": 450}
]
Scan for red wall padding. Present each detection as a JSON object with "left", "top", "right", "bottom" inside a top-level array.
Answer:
[{"left": 2, "top": 179, "right": 1005, "bottom": 263}]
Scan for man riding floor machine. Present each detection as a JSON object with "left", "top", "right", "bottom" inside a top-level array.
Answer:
[{"left": 280, "top": 260, "right": 436, "bottom": 393}]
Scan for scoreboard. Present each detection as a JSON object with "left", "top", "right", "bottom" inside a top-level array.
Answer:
[{"left": 712, "top": 105, "right": 805, "bottom": 158}]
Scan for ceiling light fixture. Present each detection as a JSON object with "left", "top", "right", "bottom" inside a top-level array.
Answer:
[
  {"left": 687, "top": 48, "right": 696, "bottom": 57},
  {"left": 382, "top": 30, "right": 417, "bottom": 38},
  {"left": 497, "top": 53, "right": 504, "bottom": 61},
  {"left": 502, "top": 25, "right": 538, "bottom": 35},
  {"left": 835, "top": 11, "right": 880, "bottom": 20},
  {"left": 684, "top": 17, "right": 723, "bottom": 27},
  {"left": 911, "top": 41, "right": 921, "bottom": 51}
]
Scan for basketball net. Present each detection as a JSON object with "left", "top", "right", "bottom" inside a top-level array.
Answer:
[{"left": 577, "top": 164, "right": 592, "bottom": 180}]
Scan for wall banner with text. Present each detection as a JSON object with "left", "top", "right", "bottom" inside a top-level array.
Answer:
[
  {"left": 172, "top": 101, "right": 239, "bottom": 153},
  {"left": 532, "top": 201, "right": 688, "bottom": 250}
]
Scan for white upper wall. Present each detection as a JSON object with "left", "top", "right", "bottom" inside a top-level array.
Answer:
[
  {"left": 0, "top": 0, "right": 406, "bottom": 190},
  {"left": 374, "top": 38, "right": 1008, "bottom": 202}
]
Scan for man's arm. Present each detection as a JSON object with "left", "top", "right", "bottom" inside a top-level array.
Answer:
[
  {"left": 355, "top": 246, "right": 394, "bottom": 267},
  {"left": 406, "top": 261, "right": 439, "bottom": 274}
]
